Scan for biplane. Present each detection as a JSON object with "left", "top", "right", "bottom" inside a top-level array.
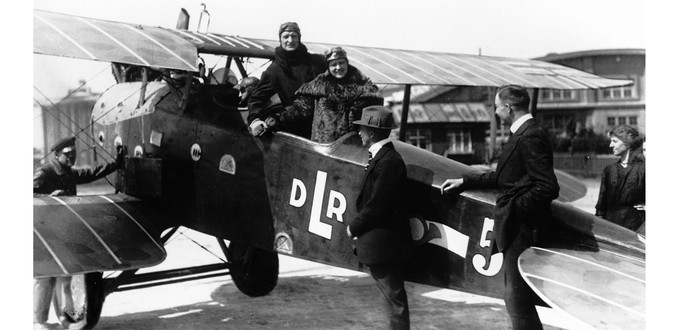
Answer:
[{"left": 33, "top": 7, "right": 644, "bottom": 329}]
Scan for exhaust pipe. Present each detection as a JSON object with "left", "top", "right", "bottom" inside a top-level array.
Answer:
[{"left": 176, "top": 8, "right": 189, "bottom": 30}]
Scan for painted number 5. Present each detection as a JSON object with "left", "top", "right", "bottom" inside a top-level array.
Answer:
[{"left": 472, "top": 217, "right": 503, "bottom": 276}]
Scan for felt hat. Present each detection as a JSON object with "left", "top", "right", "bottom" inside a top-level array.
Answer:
[{"left": 353, "top": 105, "right": 397, "bottom": 129}]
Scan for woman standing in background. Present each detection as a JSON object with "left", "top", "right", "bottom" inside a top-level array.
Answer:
[{"left": 595, "top": 125, "right": 645, "bottom": 233}]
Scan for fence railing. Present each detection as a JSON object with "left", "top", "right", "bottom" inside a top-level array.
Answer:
[{"left": 553, "top": 153, "right": 618, "bottom": 177}]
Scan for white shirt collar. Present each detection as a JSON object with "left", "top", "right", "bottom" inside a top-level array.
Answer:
[
  {"left": 368, "top": 138, "right": 390, "bottom": 157},
  {"left": 510, "top": 113, "right": 533, "bottom": 134}
]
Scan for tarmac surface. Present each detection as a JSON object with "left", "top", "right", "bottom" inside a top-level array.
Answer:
[{"left": 39, "top": 177, "right": 601, "bottom": 329}]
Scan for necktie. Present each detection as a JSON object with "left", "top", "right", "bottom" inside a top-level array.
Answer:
[{"left": 365, "top": 152, "right": 373, "bottom": 171}]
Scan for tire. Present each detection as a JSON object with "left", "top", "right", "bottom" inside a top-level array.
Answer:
[
  {"left": 226, "top": 242, "right": 279, "bottom": 297},
  {"left": 52, "top": 272, "right": 105, "bottom": 330}
]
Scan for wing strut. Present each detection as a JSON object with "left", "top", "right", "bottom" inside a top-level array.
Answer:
[
  {"left": 137, "top": 67, "right": 149, "bottom": 108},
  {"left": 487, "top": 87, "right": 496, "bottom": 163},
  {"left": 530, "top": 88, "right": 539, "bottom": 117},
  {"left": 180, "top": 72, "right": 193, "bottom": 111},
  {"left": 234, "top": 57, "right": 249, "bottom": 78},
  {"left": 398, "top": 84, "right": 412, "bottom": 141}
]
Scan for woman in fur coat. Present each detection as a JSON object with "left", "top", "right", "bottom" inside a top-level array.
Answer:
[{"left": 268, "top": 47, "right": 384, "bottom": 143}]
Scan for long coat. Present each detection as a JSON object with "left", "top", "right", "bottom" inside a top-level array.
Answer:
[
  {"left": 350, "top": 142, "right": 411, "bottom": 265},
  {"left": 463, "top": 119, "right": 559, "bottom": 252},
  {"left": 276, "top": 65, "right": 384, "bottom": 143},
  {"left": 595, "top": 149, "right": 645, "bottom": 231},
  {"left": 247, "top": 44, "right": 326, "bottom": 137},
  {"left": 33, "top": 157, "right": 118, "bottom": 196}
]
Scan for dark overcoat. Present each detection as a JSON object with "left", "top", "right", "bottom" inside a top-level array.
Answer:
[
  {"left": 463, "top": 119, "right": 559, "bottom": 251},
  {"left": 350, "top": 142, "right": 411, "bottom": 265},
  {"left": 247, "top": 44, "right": 326, "bottom": 137},
  {"left": 595, "top": 148, "right": 645, "bottom": 231}
]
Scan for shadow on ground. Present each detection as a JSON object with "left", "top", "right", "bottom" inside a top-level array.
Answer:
[{"left": 91, "top": 274, "right": 566, "bottom": 330}]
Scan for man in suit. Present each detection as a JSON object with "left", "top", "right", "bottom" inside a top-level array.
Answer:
[
  {"left": 441, "top": 85, "right": 559, "bottom": 330},
  {"left": 347, "top": 105, "right": 411, "bottom": 330}
]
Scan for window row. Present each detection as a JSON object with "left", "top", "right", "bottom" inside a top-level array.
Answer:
[
  {"left": 405, "top": 128, "right": 473, "bottom": 155},
  {"left": 607, "top": 116, "right": 638, "bottom": 127},
  {"left": 540, "top": 84, "right": 637, "bottom": 102}
]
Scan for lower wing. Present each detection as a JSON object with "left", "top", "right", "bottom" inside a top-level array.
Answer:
[
  {"left": 519, "top": 245, "right": 645, "bottom": 329},
  {"left": 34, "top": 194, "right": 166, "bottom": 278}
]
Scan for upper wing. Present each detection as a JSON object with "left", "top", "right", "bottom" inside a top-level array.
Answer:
[
  {"left": 34, "top": 194, "right": 166, "bottom": 278},
  {"left": 34, "top": 9, "right": 630, "bottom": 89},
  {"left": 33, "top": 9, "right": 199, "bottom": 72},
  {"left": 302, "top": 43, "right": 630, "bottom": 89}
]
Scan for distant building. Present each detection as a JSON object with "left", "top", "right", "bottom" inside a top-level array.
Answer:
[
  {"left": 533, "top": 48, "right": 645, "bottom": 137},
  {"left": 385, "top": 48, "right": 645, "bottom": 165},
  {"left": 37, "top": 81, "right": 101, "bottom": 168},
  {"left": 386, "top": 86, "right": 494, "bottom": 164}
]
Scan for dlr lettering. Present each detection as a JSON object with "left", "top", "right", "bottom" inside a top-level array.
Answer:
[{"left": 289, "top": 171, "right": 347, "bottom": 239}]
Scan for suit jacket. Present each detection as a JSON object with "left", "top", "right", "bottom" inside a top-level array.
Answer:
[
  {"left": 463, "top": 119, "right": 559, "bottom": 251},
  {"left": 350, "top": 142, "right": 411, "bottom": 265}
]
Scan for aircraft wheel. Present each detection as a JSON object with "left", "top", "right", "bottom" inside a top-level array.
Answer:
[
  {"left": 52, "top": 272, "right": 105, "bottom": 330},
  {"left": 226, "top": 242, "right": 279, "bottom": 297}
]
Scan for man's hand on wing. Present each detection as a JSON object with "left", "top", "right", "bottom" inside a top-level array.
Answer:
[{"left": 440, "top": 178, "right": 463, "bottom": 195}]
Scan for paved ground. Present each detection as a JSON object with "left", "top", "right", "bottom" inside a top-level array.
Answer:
[{"left": 38, "top": 177, "right": 601, "bottom": 329}]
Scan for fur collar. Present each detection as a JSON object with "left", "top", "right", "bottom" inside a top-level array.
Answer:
[{"left": 295, "top": 65, "right": 380, "bottom": 98}]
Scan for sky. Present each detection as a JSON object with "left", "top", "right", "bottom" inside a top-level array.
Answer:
[{"left": 9, "top": 0, "right": 680, "bottom": 326}]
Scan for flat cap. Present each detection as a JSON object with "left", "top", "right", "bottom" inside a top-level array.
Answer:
[{"left": 51, "top": 136, "right": 76, "bottom": 152}]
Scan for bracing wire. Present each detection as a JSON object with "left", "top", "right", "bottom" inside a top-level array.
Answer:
[
  {"left": 33, "top": 85, "right": 141, "bottom": 165},
  {"left": 33, "top": 72, "right": 159, "bottom": 191},
  {"left": 33, "top": 64, "right": 112, "bottom": 160},
  {"left": 177, "top": 228, "right": 228, "bottom": 264}
]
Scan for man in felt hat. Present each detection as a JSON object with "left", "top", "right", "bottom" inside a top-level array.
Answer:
[
  {"left": 33, "top": 136, "right": 125, "bottom": 329},
  {"left": 347, "top": 105, "right": 412, "bottom": 329},
  {"left": 247, "top": 21, "right": 326, "bottom": 138}
]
